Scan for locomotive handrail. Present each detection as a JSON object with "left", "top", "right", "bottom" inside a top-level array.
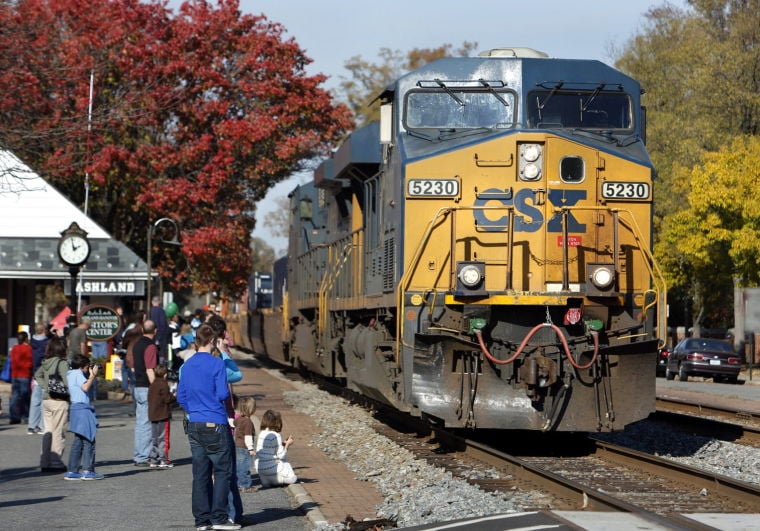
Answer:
[
  {"left": 317, "top": 230, "right": 363, "bottom": 350},
  {"left": 396, "top": 205, "right": 515, "bottom": 359},
  {"left": 553, "top": 205, "right": 667, "bottom": 348},
  {"left": 396, "top": 203, "right": 667, "bottom": 360}
]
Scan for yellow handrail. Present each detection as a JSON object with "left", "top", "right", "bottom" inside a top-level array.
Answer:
[{"left": 395, "top": 204, "right": 668, "bottom": 361}]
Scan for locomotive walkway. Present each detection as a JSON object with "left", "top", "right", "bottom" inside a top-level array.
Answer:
[{"left": 1, "top": 351, "right": 759, "bottom": 530}]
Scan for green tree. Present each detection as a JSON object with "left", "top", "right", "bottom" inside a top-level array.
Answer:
[
  {"left": 339, "top": 42, "right": 478, "bottom": 125},
  {"left": 250, "top": 236, "right": 275, "bottom": 274},
  {"left": 261, "top": 195, "right": 291, "bottom": 241},
  {"left": 615, "top": 1, "right": 760, "bottom": 328}
]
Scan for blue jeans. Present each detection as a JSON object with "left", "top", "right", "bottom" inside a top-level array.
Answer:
[
  {"left": 28, "top": 380, "right": 44, "bottom": 430},
  {"left": 120, "top": 363, "right": 133, "bottom": 392},
  {"left": 10, "top": 377, "right": 30, "bottom": 422},
  {"left": 235, "top": 447, "right": 252, "bottom": 488},
  {"left": 187, "top": 422, "right": 233, "bottom": 527},
  {"left": 227, "top": 430, "right": 243, "bottom": 522},
  {"left": 68, "top": 433, "right": 96, "bottom": 473},
  {"left": 133, "top": 387, "right": 151, "bottom": 462}
]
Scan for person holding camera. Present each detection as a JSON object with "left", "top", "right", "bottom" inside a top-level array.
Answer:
[{"left": 65, "top": 354, "right": 104, "bottom": 480}]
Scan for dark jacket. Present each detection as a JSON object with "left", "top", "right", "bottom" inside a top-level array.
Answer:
[
  {"left": 31, "top": 335, "right": 50, "bottom": 372},
  {"left": 148, "top": 378, "right": 174, "bottom": 422}
]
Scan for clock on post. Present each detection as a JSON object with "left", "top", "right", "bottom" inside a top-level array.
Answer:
[
  {"left": 58, "top": 222, "right": 91, "bottom": 266},
  {"left": 58, "top": 222, "right": 91, "bottom": 312}
]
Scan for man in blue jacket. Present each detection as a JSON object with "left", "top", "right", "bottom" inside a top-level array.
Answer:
[{"left": 177, "top": 324, "right": 239, "bottom": 531}]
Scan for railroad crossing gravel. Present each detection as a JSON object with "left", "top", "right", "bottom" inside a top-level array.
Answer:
[
  {"left": 285, "top": 378, "right": 760, "bottom": 529},
  {"left": 282, "top": 381, "right": 549, "bottom": 530}
]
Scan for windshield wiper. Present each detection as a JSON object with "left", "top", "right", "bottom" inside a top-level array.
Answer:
[
  {"left": 434, "top": 79, "right": 465, "bottom": 106},
  {"left": 581, "top": 83, "right": 604, "bottom": 112},
  {"left": 478, "top": 79, "right": 509, "bottom": 107},
  {"left": 537, "top": 81, "right": 564, "bottom": 121}
]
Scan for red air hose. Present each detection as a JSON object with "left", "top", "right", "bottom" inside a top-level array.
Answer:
[{"left": 474, "top": 325, "right": 600, "bottom": 369}]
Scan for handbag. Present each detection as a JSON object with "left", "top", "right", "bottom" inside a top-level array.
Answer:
[
  {"left": 0, "top": 355, "right": 10, "bottom": 383},
  {"left": 47, "top": 359, "right": 70, "bottom": 400}
]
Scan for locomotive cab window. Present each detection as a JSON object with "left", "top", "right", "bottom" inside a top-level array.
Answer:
[
  {"left": 560, "top": 156, "right": 585, "bottom": 183},
  {"left": 404, "top": 85, "right": 516, "bottom": 131},
  {"left": 527, "top": 88, "right": 633, "bottom": 131}
]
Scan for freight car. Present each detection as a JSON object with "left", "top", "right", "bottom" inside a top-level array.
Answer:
[{"left": 250, "top": 47, "right": 666, "bottom": 432}]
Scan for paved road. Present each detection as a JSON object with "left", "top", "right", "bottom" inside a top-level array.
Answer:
[
  {"left": 656, "top": 370, "right": 760, "bottom": 414},
  {"left": 0, "top": 398, "right": 311, "bottom": 530}
]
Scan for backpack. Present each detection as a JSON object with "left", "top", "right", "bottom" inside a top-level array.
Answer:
[{"left": 47, "top": 359, "right": 70, "bottom": 401}]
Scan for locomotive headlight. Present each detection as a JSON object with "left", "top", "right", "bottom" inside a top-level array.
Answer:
[
  {"left": 523, "top": 144, "right": 541, "bottom": 162},
  {"left": 522, "top": 163, "right": 541, "bottom": 180},
  {"left": 519, "top": 143, "right": 543, "bottom": 181},
  {"left": 590, "top": 266, "right": 614, "bottom": 289},
  {"left": 459, "top": 265, "right": 482, "bottom": 287}
]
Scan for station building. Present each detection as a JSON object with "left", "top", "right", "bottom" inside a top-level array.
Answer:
[{"left": 0, "top": 150, "right": 149, "bottom": 354}]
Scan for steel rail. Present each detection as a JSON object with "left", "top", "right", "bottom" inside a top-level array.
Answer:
[{"left": 656, "top": 397, "right": 760, "bottom": 446}]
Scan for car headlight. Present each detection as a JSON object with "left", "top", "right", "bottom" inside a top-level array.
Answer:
[
  {"left": 458, "top": 265, "right": 482, "bottom": 287},
  {"left": 590, "top": 266, "right": 614, "bottom": 289}
]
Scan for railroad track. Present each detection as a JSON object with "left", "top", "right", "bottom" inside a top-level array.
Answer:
[
  {"left": 260, "top": 358, "right": 760, "bottom": 527},
  {"left": 655, "top": 397, "right": 760, "bottom": 447}
]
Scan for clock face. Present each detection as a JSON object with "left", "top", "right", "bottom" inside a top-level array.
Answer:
[{"left": 59, "top": 234, "right": 90, "bottom": 265}]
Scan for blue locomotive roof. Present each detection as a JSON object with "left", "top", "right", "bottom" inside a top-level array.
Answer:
[
  {"left": 389, "top": 52, "right": 647, "bottom": 164},
  {"left": 315, "top": 122, "right": 381, "bottom": 187}
]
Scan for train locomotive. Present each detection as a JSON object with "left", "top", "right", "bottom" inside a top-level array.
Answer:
[{"left": 251, "top": 47, "right": 666, "bottom": 432}]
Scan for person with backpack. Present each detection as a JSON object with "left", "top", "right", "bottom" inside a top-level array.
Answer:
[{"left": 36, "top": 338, "right": 70, "bottom": 472}]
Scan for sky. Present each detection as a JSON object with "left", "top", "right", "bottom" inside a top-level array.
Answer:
[{"left": 206, "top": 0, "right": 688, "bottom": 255}]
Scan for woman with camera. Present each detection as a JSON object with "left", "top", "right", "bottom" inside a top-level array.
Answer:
[{"left": 65, "top": 354, "right": 104, "bottom": 480}]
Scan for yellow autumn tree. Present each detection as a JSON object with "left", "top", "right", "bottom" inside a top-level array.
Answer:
[{"left": 657, "top": 135, "right": 760, "bottom": 326}]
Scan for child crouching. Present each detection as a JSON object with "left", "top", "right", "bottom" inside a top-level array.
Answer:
[
  {"left": 65, "top": 354, "right": 103, "bottom": 480},
  {"left": 254, "top": 409, "right": 297, "bottom": 488}
]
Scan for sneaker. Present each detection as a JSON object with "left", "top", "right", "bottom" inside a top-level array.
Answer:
[
  {"left": 134, "top": 461, "right": 151, "bottom": 467},
  {"left": 80, "top": 471, "right": 105, "bottom": 480},
  {"left": 63, "top": 472, "right": 82, "bottom": 480},
  {"left": 211, "top": 524, "right": 241, "bottom": 530},
  {"left": 196, "top": 526, "right": 212, "bottom": 531},
  {"left": 158, "top": 460, "right": 174, "bottom": 468},
  {"left": 27, "top": 428, "right": 36, "bottom": 435},
  {"left": 149, "top": 460, "right": 160, "bottom": 468}
]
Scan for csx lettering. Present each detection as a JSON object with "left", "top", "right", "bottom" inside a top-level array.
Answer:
[{"left": 473, "top": 188, "right": 586, "bottom": 232}]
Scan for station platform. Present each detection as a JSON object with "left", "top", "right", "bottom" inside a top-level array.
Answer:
[{"left": 0, "top": 352, "right": 382, "bottom": 530}]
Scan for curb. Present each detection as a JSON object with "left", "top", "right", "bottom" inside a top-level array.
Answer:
[{"left": 288, "top": 483, "right": 329, "bottom": 527}]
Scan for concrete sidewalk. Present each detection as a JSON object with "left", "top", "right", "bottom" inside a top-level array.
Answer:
[{"left": 0, "top": 393, "right": 312, "bottom": 530}]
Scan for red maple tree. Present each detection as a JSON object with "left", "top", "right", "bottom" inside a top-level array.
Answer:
[{"left": 0, "top": 0, "right": 353, "bottom": 297}]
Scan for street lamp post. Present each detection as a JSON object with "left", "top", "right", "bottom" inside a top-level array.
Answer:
[{"left": 146, "top": 217, "right": 182, "bottom": 307}]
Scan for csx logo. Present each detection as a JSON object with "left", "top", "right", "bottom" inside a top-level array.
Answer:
[{"left": 474, "top": 188, "right": 587, "bottom": 232}]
